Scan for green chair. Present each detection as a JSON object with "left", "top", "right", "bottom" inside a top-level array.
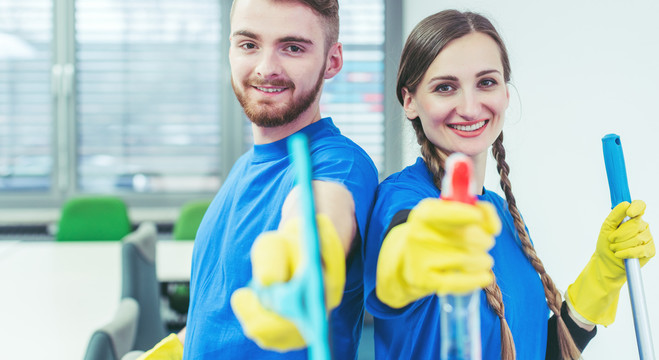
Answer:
[
  {"left": 172, "top": 199, "right": 212, "bottom": 240},
  {"left": 57, "top": 196, "right": 132, "bottom": 241}
]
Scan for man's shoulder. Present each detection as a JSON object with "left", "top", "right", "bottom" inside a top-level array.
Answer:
[{"left": 310, "top": 133, "right": 375, "bottom": 168}]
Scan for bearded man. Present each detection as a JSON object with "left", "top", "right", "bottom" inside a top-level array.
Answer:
[{"left": 138, "top": 0, "right": 378, "bottom": 359}]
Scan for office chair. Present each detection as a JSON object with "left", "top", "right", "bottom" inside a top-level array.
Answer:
[
  {"left": 83, "top": 297, "right": 140, "bottom": 360},
  {"left": 121, "top": 350, "right": 145, "bottom": 360},
  {"left": 57, "top": 196, "right": 132, "bottom": 241},
  {"left": 172, "top": 199, "right": 212, "bottom": 240},
  {"left": 121, "top": 222, "right": 167, "bottom": 351}
]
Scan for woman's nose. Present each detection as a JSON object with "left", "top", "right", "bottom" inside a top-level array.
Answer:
[{"left": 456, "top": 90, "right": 482, "bottom": 120}]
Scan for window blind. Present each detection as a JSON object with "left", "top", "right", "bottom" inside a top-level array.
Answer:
[
  {"left": 75, "top": 0, "right": 222, "bottom": 193},
  {"left": 0, "top": 0, "right": 53, "bottom": 191},
  {"left": 0, "top": 0, "right": 393, "bottom": 199},
  {"left": 324, "top": 0, "right": 385, "bottom": 171}
]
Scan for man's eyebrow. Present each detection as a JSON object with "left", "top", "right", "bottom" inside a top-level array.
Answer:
[
  {"left": 232, "top": 30, "right": 260, "bottom": 40},
  {"left": 231, "top": 31, "right": 314, "bottom": 46},
  {"left": 278, "top": 36, "right": 314, "bottom": 45}
]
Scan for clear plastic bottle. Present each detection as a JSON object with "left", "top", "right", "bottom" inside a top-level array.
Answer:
[
  {"left": 438, "top": 153, "right": 482, "bottom": 360},
  {"left": 440, "top": 292, "right": 481, "bottom": 360}
]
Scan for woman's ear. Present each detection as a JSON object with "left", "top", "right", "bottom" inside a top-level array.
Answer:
[{"left": 401, "top": 87, "right": 418, "bottom": 120}]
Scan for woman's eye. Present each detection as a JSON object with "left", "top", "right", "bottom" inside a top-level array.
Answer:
[
  {"left": 435, "top": 84, "right": 453, "bottom": 92},
  {"left": 480, "top": 79, "right": 497, "bottom": 87}
]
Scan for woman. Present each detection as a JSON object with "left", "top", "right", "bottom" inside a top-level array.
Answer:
[{"left": 363, "top": 9, "right": 654, "bottom": 359}]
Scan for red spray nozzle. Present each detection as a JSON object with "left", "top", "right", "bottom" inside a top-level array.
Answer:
[{"left": 440, "top": 153, "right": 476, "bottom": 205}]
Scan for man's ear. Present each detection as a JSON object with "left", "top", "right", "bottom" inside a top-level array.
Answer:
[
  {"left": 401, "top": 87, "right": 418, "bottom": 120},
  {"left": 324, "top": 42, "right": 343, "bottom": 79}
]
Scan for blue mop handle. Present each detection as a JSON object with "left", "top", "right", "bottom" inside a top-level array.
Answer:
[
  {"left": 249, "top": 134, "right": 330, "bottom": 360},
  {"left": 288, "top": 133, "right": 331, "bottom": 360},
  {"left": 602, "top": 134, "right": 655, "bottom": 360}
]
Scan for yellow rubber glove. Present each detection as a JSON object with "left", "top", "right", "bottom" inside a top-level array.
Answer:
[
  {"left": 567, "top": 200, "right": 655, "bottom": 326},
  {"left": 230, "top": 214, "right": 346, "bottom": 352},
  {"left": 376, "top": 198, "right": 501, "bottom": 309},
  {"left": 136, "top": 333, "right": 183, "bottom": 360}
]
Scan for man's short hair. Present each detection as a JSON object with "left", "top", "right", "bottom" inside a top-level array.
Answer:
[{"left": 230, "top": 0, "right": 340, "bottom": 51}]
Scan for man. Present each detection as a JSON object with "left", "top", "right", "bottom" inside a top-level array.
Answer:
[{"left": 139, "top": 0, "right": 378, "bottom": 358}]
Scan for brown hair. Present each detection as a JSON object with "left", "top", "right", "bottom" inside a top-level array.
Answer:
[
  {"left": 397, "top": 10, "right": 581, "bottom": 360},
  {"left": 230, "top": 0, "right": 339, "bottom": 51}
]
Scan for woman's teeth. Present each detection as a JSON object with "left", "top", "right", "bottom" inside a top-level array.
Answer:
[{"left": 449, "top": 120, "right": 487, "bottom": 132}]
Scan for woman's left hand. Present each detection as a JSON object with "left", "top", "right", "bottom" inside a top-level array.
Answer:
[{"left": 567, "top": 200, "right": 654, "bottom": 326}]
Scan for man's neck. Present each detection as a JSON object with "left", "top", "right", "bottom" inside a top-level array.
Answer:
[{"left": 251, "top": 106, "right": 322, "bottom": 144}]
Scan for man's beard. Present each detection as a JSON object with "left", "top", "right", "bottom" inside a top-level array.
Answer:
[{"left": 232, "top": 68, "right": 325, "bottom": 128}]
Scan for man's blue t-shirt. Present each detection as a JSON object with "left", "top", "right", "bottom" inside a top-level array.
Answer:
[
  {"left": 363, "top": 157, "right": 550, "bottom": 359},
  {"left": 184, "top": 118, "right": 378, "bottom": 359}
]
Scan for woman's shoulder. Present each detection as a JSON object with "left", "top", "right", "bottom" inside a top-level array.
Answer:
[
  {"left": 380, "top": 157, "right": 436, "bottom": 189},
  {"left": 374, "top": 159, "right": 439, "bottom": 212},
  {"left": 481, "top": 189, "right": 506, "bottom": 204}
]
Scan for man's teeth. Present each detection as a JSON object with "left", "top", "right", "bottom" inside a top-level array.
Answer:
[
  {"left": 449, "top": 120, "right": 486, "bottom": 132},
  {"left": 257, "top": 87, "right": 284, "bottom": 93}
]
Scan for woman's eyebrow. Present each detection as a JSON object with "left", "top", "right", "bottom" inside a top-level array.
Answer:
[
  {"left": 477, "top": 69, "right": 501, "bottom": 77},
  {"left": 428, "top": 75, "right": 458, "bottom": 82},
  {"left": 428, "top": 69, "right": 501, "bottom": 83}
]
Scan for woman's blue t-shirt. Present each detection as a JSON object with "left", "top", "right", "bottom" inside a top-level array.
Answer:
[{"left": 363, "top": 157, "right": 550, "bottom": 359}]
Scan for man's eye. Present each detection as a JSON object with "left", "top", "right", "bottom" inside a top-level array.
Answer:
[
  {"left": 288, "top": 45, "right": 302, "bottom": 52},
  {"left": 241, "top": 43, "right": 256, "bottom": 50}
]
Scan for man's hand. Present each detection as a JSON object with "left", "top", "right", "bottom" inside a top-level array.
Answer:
[
  {"left": 230, "top": 215, "right": 345, "bottom": 351},
  {"left": 136, "top": 333, "right": 183, "bottom": 360}
]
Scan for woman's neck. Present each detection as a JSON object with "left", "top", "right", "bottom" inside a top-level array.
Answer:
[{"left": 470, "top": 151, "right": 488, "bottom": 195}]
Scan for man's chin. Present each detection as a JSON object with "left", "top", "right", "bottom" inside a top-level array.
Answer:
[{"left": 247, "top": 111, "right": 293, "bottom": 128}]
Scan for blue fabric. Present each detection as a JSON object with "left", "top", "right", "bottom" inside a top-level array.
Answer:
[
  {"left": 363, "top": 157, "right": 550, "bottom": 360},
  {"left": 184, "top": 118, "right": 379, "bottom": 360}
]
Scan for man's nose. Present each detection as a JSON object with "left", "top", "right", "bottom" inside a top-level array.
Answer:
[{"left": 254, "top": 49, "right": 282, "bottom": 79}]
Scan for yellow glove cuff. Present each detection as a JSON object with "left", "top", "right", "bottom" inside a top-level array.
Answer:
[
  {"left": 565, "top": 295, "right": 596, "bottom": 326},
  {"left": 376, "top": 223, "right": 427, "bottom": 308},
  {"left": 136, "top": 333, "right": 183, "bottom": 360},
  {"left": 566, "top": 254, "right": 625, "bottom": 327}
]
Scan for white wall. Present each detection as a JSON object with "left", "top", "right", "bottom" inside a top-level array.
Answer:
[{"left": 401, "top": 1, "right": 659, "bottom": 358}]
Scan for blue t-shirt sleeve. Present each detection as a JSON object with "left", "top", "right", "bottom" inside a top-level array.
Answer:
[
  {"left": 363, "top": 179, "right": 437, "bottom": 318},
  {"left": 310, "top": 143, "right": 378, "bottom": 241}
]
